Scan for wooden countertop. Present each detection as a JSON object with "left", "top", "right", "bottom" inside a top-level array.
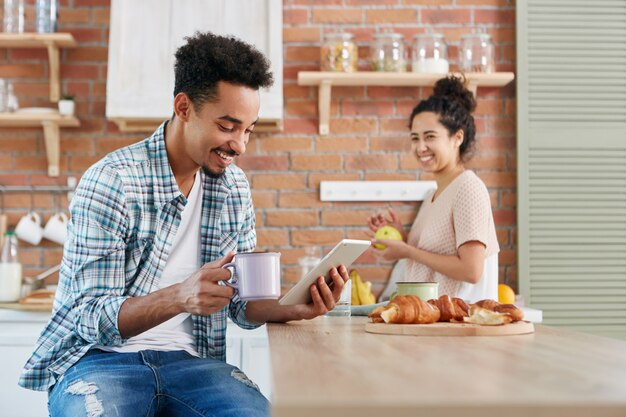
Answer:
[{"left": 267, "top": 316, "right": 626, "bottom": 417}]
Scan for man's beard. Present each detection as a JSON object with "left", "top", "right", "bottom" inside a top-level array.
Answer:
[{"left": 202, "top": 165, "right": 225, "bottom": 179}]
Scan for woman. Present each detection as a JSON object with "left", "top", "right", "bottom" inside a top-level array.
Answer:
[{"left": 368, "top": 76, "right": 499, "bottom": 303}]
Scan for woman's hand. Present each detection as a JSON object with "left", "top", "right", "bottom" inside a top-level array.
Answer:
[
  {"left": 370, "top": 239, "right": 411, "bottom": 262},
  {"left": 366, "top": 207, "right": 407, "bottom": 240}
]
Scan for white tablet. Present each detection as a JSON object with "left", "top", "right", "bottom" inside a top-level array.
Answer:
[{"left": 279, "top": 239, "right": 372, "bottom": 306}]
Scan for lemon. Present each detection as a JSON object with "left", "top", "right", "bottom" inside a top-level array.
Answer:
[
  {"left": 373, "top": 225, "right": 403, "bottom": 250},
  {"left": 498, "top": 284, "right": 516, "bottom": 305}
]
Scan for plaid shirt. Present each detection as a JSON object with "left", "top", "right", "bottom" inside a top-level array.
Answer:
[{"left": 19, "top": 123, "right": 259, "bottom": 391}]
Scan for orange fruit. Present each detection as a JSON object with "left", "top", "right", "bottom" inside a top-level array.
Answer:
[{"left": 498, "top": 284, "right": 515, "bottom": 305}]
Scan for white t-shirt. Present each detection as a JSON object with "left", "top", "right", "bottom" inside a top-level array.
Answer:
[{"left": 97, "top": 171, "right": 203, "bottom": 356}]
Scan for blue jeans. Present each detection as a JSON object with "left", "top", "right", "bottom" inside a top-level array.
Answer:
[{"left": 48, "top": 349, "right": 269, "bottom": 417}]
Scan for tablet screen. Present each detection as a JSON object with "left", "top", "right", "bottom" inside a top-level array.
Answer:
[{"left": 279, "top": 239, "right": 371, "bottom": 306}]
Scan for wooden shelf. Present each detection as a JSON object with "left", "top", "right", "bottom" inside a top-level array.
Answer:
[
  {"left": 111, "top": 117, "right": 283, "bottom": 134},
  {"left": 0, "top": 112, "right": 80, "bottom": 177},
  {"left": 0, "top": 33, "right": 77, "bottom": 102},
  {"left": 297, "top": 71, "right": 515, "bottom": 135}
]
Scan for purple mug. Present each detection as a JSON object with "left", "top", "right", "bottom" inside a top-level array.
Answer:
[{"left": 223, "top": 252, "right": 281, "bottom": 300}]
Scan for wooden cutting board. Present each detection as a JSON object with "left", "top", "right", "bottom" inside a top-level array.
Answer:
[
  {"left": 0, "top": 301, "right": 53, "bottom": 312},
  {"left": 365, "top": 320, "right": 534, "bottom": 336}
]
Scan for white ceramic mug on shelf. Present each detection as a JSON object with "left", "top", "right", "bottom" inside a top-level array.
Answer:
[
  {"left": 15, "top": 211, "right": 43, "bottom": 245},
  {"left": 42, "top": 212, "right": 68, "bottom": 245}
]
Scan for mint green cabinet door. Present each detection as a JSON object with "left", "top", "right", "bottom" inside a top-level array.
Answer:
[{"left": 517, "top": 0, "right": 626, "bottom": 339}]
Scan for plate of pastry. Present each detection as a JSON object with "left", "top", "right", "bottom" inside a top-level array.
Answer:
[{"left": 351, "top": 301, "right": 388, "bottom": 316}]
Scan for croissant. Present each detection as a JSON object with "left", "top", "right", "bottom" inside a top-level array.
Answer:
[
  {"left": 428, "top": 295, "right": 470, "bottom": 322},
  {"left": 369, "top": 295, "right": 440, "bottom": 324},
  {"left": 474, "top": 299, "right": 524, "bottom": 322}
]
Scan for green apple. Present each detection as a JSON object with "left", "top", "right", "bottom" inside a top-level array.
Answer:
[{"left": 373, "top": 225, "right": 403, "bottom": 249}]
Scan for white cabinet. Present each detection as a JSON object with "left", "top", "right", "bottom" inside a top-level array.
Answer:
[{"left": 0, "top": 310, "right": 271, "bottom": 417}]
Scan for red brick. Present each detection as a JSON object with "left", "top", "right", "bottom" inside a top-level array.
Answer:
[
  {"left": 69, "top": 28, "right": 105, "bottom": 43},
  {"left": 67, "top": 46, "right": 108, "bottom": 62},
  {"left": 92, "top": 8, "right": 110, "bottom": 25},
  {"left": 400, "top": 154, "right": 420, "bottom": 170},
  {"left": 283, "top": 28, "right": 321, "bottom": 43},
  {"left": 285, "top": 46, "right": 320, "bottom": 63},
  {"left": 0, "top": 135, "right": 39, "bottom": 152},
  {"left": 280, "top": 192, "right": 332, "bottom": 208},
  {"left": 284, "top": 84, "right": 310, "bottom": 99},
  {"left": 496, "top": 229, "right": 510, "bottom": 246},
  {"left": 501, "top": 191, "right": 516, "bottom": 208},
  {"left": 342, "top": 100, "right": 394, "bottom": 117},
  {"left": 8, "top": 49, "right": 48, "bottom": 60},
  {"left": 380, "top": 119, "right": 410, "bottom": 134},
  {"left": 59, "top": 8, "right": 91, "bottom": 23},
  {"left": 493, "top": 209, "right": 516, "bottom": 226},
  {"left": 291, "top": 154, "right": 342, "bottom": 171},
  {"left": 292, "top": 0, "right": 342, "bottom": 4},
  {"left": 345, "top": 154, "right": 398, "bottom": 171},
  {"left": 236, "top": 155, "right": 289, "bottom": 171},
  {"left": 284, "top": 9, "right": 308, "bottom": 25},
  {"left": 367, "top": 86, "right": 420, "bottom": 99},
  {"left": 329, "top": 118, "right": 377, "bottom": 134},
  {"left": 61, "top": 64, "right": 100, "bottom": 79},
  {"left": 291, "top": 229, "right": 345, "bottom": 245},
  {"left": 371, "top": 136, "right": 411, "bottom": 152},
  {"left": 69, "top": 155, "right": 100, "bottom": 172},
  {"left": 365, "top": 9, "right": 417, "bottom": 24},
  {"left": 283, "top": 118, "right": 319, "bottom": 135},
  {"left": 0, "top": 64, "right": 45, "bottom": 78},
  {"left": 465, "top": 153, "right": 507, "bottom": 170},
  {"left": 258, "top": 136, "right": 312, "bottom": 153},
  {"left": 266, "top": 211, "right": 318, "bottom": 227},
  {"left": 331, "top": 86, "right": 366, "bottom": 99},
  {"left": 312, "top": 8, "right": 362, "bottom": 24},
  {"left": 74, "top": 0, "right": 110, "bottom": 5},
  {"left": 346, "top": 0, "right": 397, "bottom": 4},
  {"left": 61, "top": 137, "right": 95, "bottom": 153},
  {"left": 475, "top": 9, "right": 515, "bottom": 26},
  {"left": 421, "top": 9, "right": 471, "bottom": 24},
  {"left": 308, "top": 173, "right": 361, "bottom": 189},
  {"left": 322, "top": 210, "right": 374, "bottom": 226},
  {"left": 252, "top": 174, "right": 307, "bottom": 190},
  {"left": 251, "top": 191, "right": 276, "bottom": 209},
  {"left": 402, "top": 0, "right": 452, "bottom": 4},
  {"left": 256, "top": 229, "right": 290, "bottom": 247},
  {"left": 316, "top": 136, "right": 367, "bottom": 152},
  {"left": 364, "top": 173, "right": 416, "bottom": 181},
  {"left": 286, "top": 100, "right": 320, "bottom": 118}
]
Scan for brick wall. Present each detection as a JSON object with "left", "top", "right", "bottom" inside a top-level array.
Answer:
[{"left": 0, "top": 0, "right": 517, "bottom": 295}]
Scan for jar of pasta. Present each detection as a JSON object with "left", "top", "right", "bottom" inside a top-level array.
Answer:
[
  {"left": 321, "top": 32, "right": 358, "bottom": 72},
  {"left": 370, "top": 32, "right": 407, "bottom": 72}
]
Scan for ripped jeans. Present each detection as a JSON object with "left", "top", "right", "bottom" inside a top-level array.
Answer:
[{"left": 48, "top": 349, "right": 269, "bottom": 417}]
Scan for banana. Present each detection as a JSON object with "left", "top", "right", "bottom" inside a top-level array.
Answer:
[
  {"left": 350, "top": 269, "right": 377, "bottom": 305},
  {"left": 350, "top": 269, "right": 361, "bottom": 306},
  {"left": 360, "top": 281, "right": 377, "bottom": 305}
]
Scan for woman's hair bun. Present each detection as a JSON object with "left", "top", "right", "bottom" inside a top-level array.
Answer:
[{"left": 432, "top": 75, "right": 476, "bottom": 113}]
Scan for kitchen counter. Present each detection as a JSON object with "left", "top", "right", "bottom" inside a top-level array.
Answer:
[{"left": 267, "top": 316, "right": 626, "bottom": 417}]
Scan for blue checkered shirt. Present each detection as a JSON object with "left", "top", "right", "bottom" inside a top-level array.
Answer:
[{"left": 19, "top": 123, "right": 259, "bottom": 391}]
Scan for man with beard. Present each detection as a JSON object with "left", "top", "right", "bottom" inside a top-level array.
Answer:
[{"left": 20, "top": 32, "right": 349, "bottom": 417}]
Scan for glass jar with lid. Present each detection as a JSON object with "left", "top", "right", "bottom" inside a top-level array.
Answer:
[
  {"left": 459, "top": 31, "right": 495, "bottom": 73},
  {"left": 321, "top": 32, "right": 358, "bottom": 72},
  {"left": 411, "top": 33, "right": 449, "bottom": 73},
  {"left": 370, "top": 32, "right": 407, "bottom": 72}
]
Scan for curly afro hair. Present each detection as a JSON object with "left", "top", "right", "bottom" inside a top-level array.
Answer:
[
  {"left": 408, "top": 75, "right": 477, "bottom": 161},
  {"left": 174, "top": 31, "right": 274, "bottom": 109}
]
